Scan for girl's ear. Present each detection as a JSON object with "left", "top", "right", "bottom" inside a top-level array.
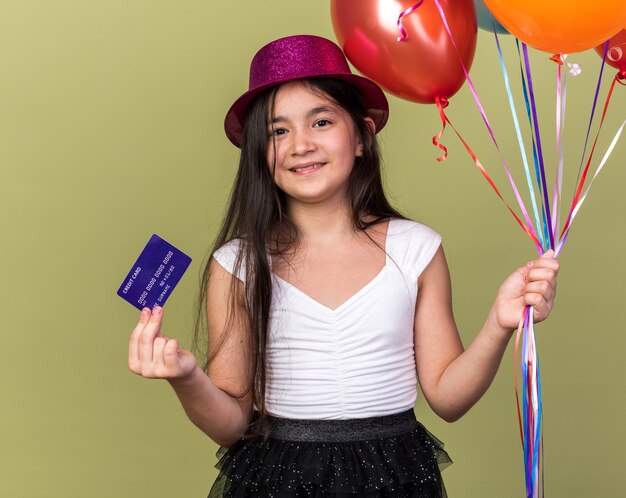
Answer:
[
  {"left": 356, "top": 141, "right": 364, "bottom": 157},
  {"left": 356, "top": 117, "right": 376, "bottom": 157}
]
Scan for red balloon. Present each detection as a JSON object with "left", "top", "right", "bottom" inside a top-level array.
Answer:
[
  {"left": 594, "top": 29, "right": 626, "bottom": 72},
  {"left": 331, "top": 0, "right": 477, "bottom": 104}
]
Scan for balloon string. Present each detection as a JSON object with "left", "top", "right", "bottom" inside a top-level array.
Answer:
[
  {"left": 516, "top": 40, "right": 551, "bottom": 248},
  {"left": 532, "top": 315, "right": 543, "bottom": 498},
  {"left": 539, "top": 432, "right": 546, "bottom": 498},
  {"left": 574, "top": 42, "right": 607, "bottom": 199},
  {"left": 557, "top": 75, "right": 625, "bottom": 255},
  {"left": 559, "top": 72, "right": 623, "bottom": 244},
  {"left": 549, "top": 53, "right": 581, "bottom": 77},
  {"left": 433, "top": 96, "right": 449, "bottom": 161},
  {"left": 438, "top": 110, "right": 542, "bottom": 248},
  {"left": 515, "top": 306, "right": 543, "bottom": 498},
  {"left": 521, "top": 308, "right": 534, "bottom": 498},
  {"left": 552, "top": 62, "right": 566, "bottom": 249},
  {"left": 557, "top": 117, "right": 626, "bottom": 255},
  {"left": 432, "top": 0, "right": 541, "bottom": 251},
  {"left": 567, "top": 61, "right": 582, "bottom": 77},
  {"left": 523, "top": 45, "right": 554, "bottom": 249},
  {"left": 396, "top": 1, "right": 425, "bottom": 42},
  {"left": 513, "top": 308, "right": 526, "bottom": 447},
  {"left": 494, "top": 29, "right": 546, "bottom": 251}
]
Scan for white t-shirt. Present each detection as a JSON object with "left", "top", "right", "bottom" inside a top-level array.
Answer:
[{"left": 213, "top": 218, "right": 442, "bottom": 420}]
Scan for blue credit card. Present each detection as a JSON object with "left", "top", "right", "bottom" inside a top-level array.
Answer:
[{"left": 117, "top": 234, "right": 192, "bottom": 310}]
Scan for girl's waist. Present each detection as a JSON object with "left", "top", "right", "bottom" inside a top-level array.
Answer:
[{"left": 268, "top": 408, "right": 418, "bottom": 442}]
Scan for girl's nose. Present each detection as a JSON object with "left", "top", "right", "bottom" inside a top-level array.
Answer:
[{"left": 290, "top": 128, "right": 316, "bottom": 155}]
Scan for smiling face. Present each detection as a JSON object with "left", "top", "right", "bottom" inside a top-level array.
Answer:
[{"left": 266, "top": 81, "right": 370, "bottom": 210}]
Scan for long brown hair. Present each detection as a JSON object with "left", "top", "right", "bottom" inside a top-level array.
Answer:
[{"left": 193, "top": 78, "right": 404, "bottom": 439}]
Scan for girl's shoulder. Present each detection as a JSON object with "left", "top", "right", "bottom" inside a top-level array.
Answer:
[
  {"left": 388, "top": 217, "right": 441, "bottom": 241},
  {"left": 386, "top": 217, "right": 442, "bottom": 278},
  {"left": 212, "top": 238, "right": 246, "bottom": 281}
]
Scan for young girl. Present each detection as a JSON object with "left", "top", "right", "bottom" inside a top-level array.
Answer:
[{"left": 128, "top": 35, "right": 559, "bottom": 497}]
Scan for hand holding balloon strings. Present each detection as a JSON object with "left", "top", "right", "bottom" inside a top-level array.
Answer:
[{"left": 332, "top": 3, "right": 625, "bottom": 498}]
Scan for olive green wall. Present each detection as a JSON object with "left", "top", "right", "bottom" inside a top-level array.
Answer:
[{"left": 2, "top": 1, "right": 624, "bottom": 497}]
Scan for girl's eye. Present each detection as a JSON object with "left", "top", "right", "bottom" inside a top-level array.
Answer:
[
  {"left": 269, "top": 127, "right": 287, "bottom": 137},
  {"left": 314, "top": 119, "right": 331, "bottom": 127}
]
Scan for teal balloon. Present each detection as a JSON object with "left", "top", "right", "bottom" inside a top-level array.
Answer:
[{"left": 474, "top": 0, "right": 508, "bottom": 34}]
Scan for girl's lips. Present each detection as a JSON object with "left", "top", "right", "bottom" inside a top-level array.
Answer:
[{"left": 289, "top": 163, "right": 325, "bottom": 174}]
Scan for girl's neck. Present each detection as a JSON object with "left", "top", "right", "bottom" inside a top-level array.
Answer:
[{"left": 287, "top": 198, "right": 356, "bottom": 244}]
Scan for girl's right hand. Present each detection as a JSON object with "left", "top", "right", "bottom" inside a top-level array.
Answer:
[{"left": 128, "top": 306, "right": 198, "bottom": 380}]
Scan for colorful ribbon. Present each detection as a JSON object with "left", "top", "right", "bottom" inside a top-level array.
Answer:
[
  {"left": 494, "top": 30, "right": 546, "bottom": 250},
  {"left": 396, "top": 1, "right": 425, "bottom": 42},
  {"left": 434, "top": 104, "right": 542, "bottom": 248},
  {"left": 395, "top": 4, "right": 625, "bottom": 498},
  {"left": 575, "top": 43, "right": 608, "bottom": 193},
  {"left": 516, "top": 40, "right": 551, "bottom": 249},
  {"left": 558, "top": 71, "right": 626, "bottom": 254},
  {"left": 552, "top": 60, "right": 566, "bottom": 250},
  {"left": 522, "top": 44, "right": 554, "bottom": 251},
  {"left": 549, "top": 53, "right": 582, "bottom": 77},
  {"left": 431, "top": 0, "right": 543, "bottom": 252},
  {"left": 433, "top": 97, "right": 449, "bottom": 161},
  {"left": 514, "top": 306, "right": 543, "bottom": 498}
]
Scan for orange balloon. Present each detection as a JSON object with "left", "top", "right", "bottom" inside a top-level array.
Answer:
[
  {"left": 594, "top": 29, "right": 626, "bottom": 71},
  {"left": 483, "top": 0, "right": 626, "bottom": 54},
  {"left": 331, "top": 0, "right": 477, "bottom": 104}
]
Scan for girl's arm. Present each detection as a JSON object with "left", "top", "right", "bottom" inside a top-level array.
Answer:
[
  {"left": 128, "top": 258, "right": 253, "bottom": 447},
  {"left": 414, "top": 246, "right": 559, "bottom": 423}
]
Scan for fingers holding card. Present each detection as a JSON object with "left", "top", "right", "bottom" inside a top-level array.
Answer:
[
  {"left": 121, "top": 235, "right": 196, "bottom": 380},
  {"left": 128, "top": 306, "right": 197, "bottom": 379}
]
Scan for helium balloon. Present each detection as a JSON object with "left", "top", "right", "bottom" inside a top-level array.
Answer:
[
  {"left": 594, "top": 29, "right": 626, "bottom": 72},
  {"left": 483, "top": 0, "right": 626, "bottom": 54},
  {"left": 474, "top": 0, "right": 508, "bottom": 34},
  {"left": 331, "top": 0, "right": 477, "bottom": 104}
]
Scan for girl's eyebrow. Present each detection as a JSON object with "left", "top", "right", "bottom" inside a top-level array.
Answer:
[{"left": 269, "top": 106, "right": 338, "bottom": 125}]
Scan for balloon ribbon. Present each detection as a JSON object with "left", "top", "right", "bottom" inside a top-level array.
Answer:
[
  {"left": 428, "top": 4, "right": 624, "bottom": 498},
  {"left": 398, "top": 7, "right": 624, "bottom": 496},
  {"left": 396, "top": 1, "right": 425, "bottom": 42},
  {"left": 514, "top": 306, "right": 544, "bottom": 498},
  {"left": 430, "top": 0, "right": 542, "bottom": 251},
  {"left": 433, "top": 97, "right": 449, "bottom": 161},
  {"left": 494, "top": 29, "right": 546, "bottom": 249},
  {"left": 433, "top": 98, "right": 541, "bottom": 248},
  {"left": 557, "top": 70, "right": 626, "bottom": 252}
]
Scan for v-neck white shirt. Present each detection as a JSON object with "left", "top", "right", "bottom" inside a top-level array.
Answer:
[{"left": 213, "top": 218, "right": 441, "bottom": 419}]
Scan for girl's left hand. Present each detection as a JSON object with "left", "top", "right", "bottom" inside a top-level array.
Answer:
[{"left": 493, "top": 250, "right": 560, "bottom": 332}]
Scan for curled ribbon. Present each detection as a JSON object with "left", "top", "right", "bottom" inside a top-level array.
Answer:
[
  {"left": 562, "top": 55, "right": 582, "bottom": 77},
  {"left": 432, "top": 96, "right": 543, "bottom": 248},
  {"left": 550, "top": 53, "right": 581, "bottom": 77},
  {"left": 618, "top": 69, "right": 626, "bottom": 84},
  {"left": 568, "top": 63, "right": 582, "bottom": 77},
  {"left": 433, "top": 96, "right": 449, "bottom": 162},
  {"left": 396, "top": 1, "right": 425, "bottom": 42}
]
